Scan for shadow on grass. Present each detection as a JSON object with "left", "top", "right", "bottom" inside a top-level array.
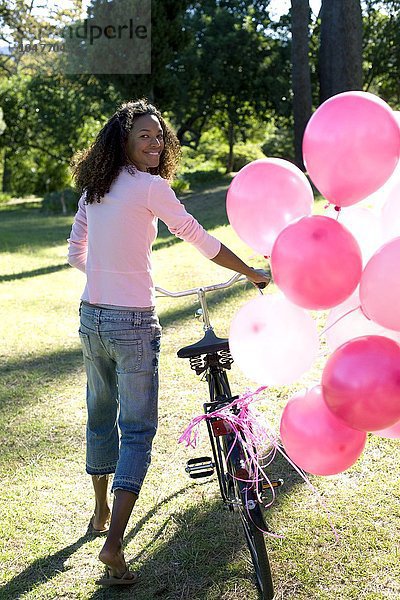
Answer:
[
  {"left": 0, "top": 533, "right": 93, "bottom": 600},
  {"left": 88, "top": 465, "right": 306, "bottom": 600},
  {"left": 0, "top": 486, "right": 194, "bottom": 600},
  {"left": 261, "top": 449, "right": 308, "bottom": 516},
  {"left": 0, "top": 263, "right": 70, "bottom": 282},
  {"left": 0, "top": 348, "right": 84, "bottom": 415},
  {"left": 0, "top": 347, "right": 83, "bottom": 379},
  {"left": 88, "top": 496, "right": 252, "bottom": 600},
  {"left": 0, "top": 208, "right": 72, "bottom": 254},
  {"left": 0, "top": 436, "right": 307, "bottom": 600}
]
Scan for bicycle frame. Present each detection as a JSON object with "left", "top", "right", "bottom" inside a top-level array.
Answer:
[
  {"left": 204, "top": 366, "right": 267, "bottom": 530},
  {"left": 203, "top": 365, "right": 233, "bottom": 503},
  {"left": 155, "top": 272, "right": 266, "bottom": 512}
]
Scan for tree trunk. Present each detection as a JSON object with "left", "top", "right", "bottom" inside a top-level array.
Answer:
[
  {"left": 147, "top": 84, "right": 155, "bottom": 103},
  {"left": 226, "top": 120, "right": 235, "bottom": 173},
  {"left": 319, "top": 0, "right": 363, "bottom": 103},
  {"left": 176, "top": 113, "right": 206, "bottom": 146},
  {"left": 291, "top": 0, "right": 312, "bottom": 171},
  {"left": 2, "top": 149, "right": 12, "bottom": 193}
]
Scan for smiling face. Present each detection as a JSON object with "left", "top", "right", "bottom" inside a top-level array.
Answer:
[{"left": 126, "top": 113, "right": 165, "bottom": 172}]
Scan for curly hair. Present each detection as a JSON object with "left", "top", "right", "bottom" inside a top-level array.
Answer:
[{"left": 70, "top": 98, "right": 181, "bottom": 204}]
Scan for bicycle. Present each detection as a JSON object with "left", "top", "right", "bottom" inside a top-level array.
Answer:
[{"left": 156, "top": 271, "right": 283, "bottom": 600}]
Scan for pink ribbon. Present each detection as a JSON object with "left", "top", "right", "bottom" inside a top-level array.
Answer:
[{"left": 178, "top": 386, "right": 339, "bottom": 541}]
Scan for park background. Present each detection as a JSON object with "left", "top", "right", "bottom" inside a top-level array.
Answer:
[{"left": 1, "top": 1, "right": 400, "bottom": 599}]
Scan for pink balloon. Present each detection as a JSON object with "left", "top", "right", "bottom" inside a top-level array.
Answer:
[
  {"left": 360, "top": 237, "right": 400, "bottom": 331},
  {"left": 325, "top": 290, "right": 400, "bottom": 352},
  {"left": 280, "top": 385, "right": 366, "bottom": 476},
  {"left": 229, "top": 294, "right": 319, "bottom": 385},
  {"left": 226, "top": 158, "right": 313, "bottom": 256},
  {"left": 335, "top": 206, "right": 382, "bottom": 265},
  {"left": 303, "top": 91, "right": 400, "bottom": 206},
  {"left": 322, "top": 335, "right": 400, "bottom": 431},
  {"left": 271, "top": 215, "right": 362, "bottom": 310},
  {"left": 373, "top": 419, "right": 400, "bottom": 439}
]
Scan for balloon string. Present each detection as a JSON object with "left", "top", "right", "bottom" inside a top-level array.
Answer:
[
  {"left": 178, "top": 386, "right": 339, "bottom": 541},
  {"left": 320, "top": 305, "right": 362, "bottom": 338},
  {"left": 273, "top": 444, "right": 340, "bottom": 542},
  {"left": 323, "top": 204, "right": 341, "bottom": 220}
]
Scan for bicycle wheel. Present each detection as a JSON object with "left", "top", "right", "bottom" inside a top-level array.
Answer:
[
  {"left": 239, "top": 504, "right": 274, "bottom": 600},
  {"left": 207, "top": 368, "right": 274, "bottom": 598},
  {"left": 225, "top": 432, "right": 274, "bottom": 600}
]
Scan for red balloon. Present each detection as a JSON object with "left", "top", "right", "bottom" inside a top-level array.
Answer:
[
  {"left": 271, "top": 215, "right": 362, "bottom": 310},
  {"left": 322, "top": 335, "right": 400, "bottom": 431},
  {"left": 280, "top": 386, "right": 366, "bottom": 476},
  {"left": 303, "top": 91, "right": 400, "bottom": 206}
]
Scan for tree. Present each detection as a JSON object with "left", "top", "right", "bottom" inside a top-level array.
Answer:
[
  {"left": 83, "top": 0, "right": 191, "bottom": 106},
  {"left": 0, "top": 0, "right": 193, "bottom": 195},
  {"left": 0, "top": 73, "right": 120, "bottom": 194},
  {"left": 168, "top": 1, "right": 277, "bottom": 170},
  {"left": 319, "top": 0, "right": 363, "bottom": 102},
  {"left": 0, "top": 0, "right": 41, "bottom": 76},
  {"left": 0, "top": 0, "right": 85, "bottom": 77},
  {"left": 363, "top": 0, "right": 400, "bottom": 106},
  {"left": 291, "top": 0, "right": 312, "bottom": 169}
]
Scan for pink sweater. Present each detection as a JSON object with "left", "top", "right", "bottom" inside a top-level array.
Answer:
[{"left": 67, "top": 166, "right": 221, "bottom": 307}]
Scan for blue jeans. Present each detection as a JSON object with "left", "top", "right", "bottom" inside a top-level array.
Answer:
[{"left": 78, "top": 302, "right": 162, "bottom": 495}]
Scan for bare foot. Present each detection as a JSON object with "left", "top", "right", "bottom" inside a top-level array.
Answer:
[
  {"left": 92, "top": 507, "right": 111, "bottom": 532},
  {"left": 98, "top": 545, "right": 135, "bottom": 579}
]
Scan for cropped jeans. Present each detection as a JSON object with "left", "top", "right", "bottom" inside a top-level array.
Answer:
[{"left": 78, "top": 302, "right": 162, "bottom": 495}]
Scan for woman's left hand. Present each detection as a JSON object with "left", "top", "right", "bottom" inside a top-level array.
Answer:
[{"left": 246, "top": 268, "right": 271, "bottom": 289}]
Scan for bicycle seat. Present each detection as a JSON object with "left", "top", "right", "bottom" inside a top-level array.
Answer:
[{"left": 177, "top": 329, "right": 230, "bottom": 358}]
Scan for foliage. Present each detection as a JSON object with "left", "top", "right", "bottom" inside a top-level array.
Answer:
[
  {"left": 0, "top": 0, "right": 399, "bottom": 197},
  {"left": 171, "top": 177, "right": 190, "bottom": 194},
  {"left": 261, "top": 117, "right": 295, "bottom": 161},
  {"left": 177, "top": 142, "right": 227, "bottom": 189},
  {"left": 168, "top": 1, "right": 286, "bottom": 170},
  {"left": 0, "top": 191, "right": 12, "bottom": 203},
  {"left": 0, "top": 0, "right": 43, "bottom": 76},
  {"left": 41, "top": 187, "right": 80, "bottom": 214},
  {"left": 0, "top": 72, "right": 120, "bottom": 194},
  {"left": 86, "top": 0, "right": 192, "bottom": 107},
  {"left": 229, "top": 141, "right": 266, "bottom": 170},
  {"left": 176, "top": 122, "right": 266, "bottom": 189},
  {"left": 362, "top": 0, "right": 400, "bottom": 105}
]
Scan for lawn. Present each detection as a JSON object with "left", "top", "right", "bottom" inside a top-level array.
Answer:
[{"left": 0, "top": 184, "right": 399, "bottom": 600}]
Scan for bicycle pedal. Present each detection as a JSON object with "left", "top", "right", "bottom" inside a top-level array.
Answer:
[
  {"left": 185, "top": 457, "right": 215, "bottom": 479},
  {"left": 262, "top": 478, "right": 284, "bottom": 491}
]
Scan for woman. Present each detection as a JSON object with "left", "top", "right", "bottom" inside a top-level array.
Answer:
[{"left": 68, "top": 98, "right": 269, "bottom": 586}]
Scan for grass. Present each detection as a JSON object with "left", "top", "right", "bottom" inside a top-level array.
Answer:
[{"left": 0, "top": 186, "right": 399, "bottom": 600}]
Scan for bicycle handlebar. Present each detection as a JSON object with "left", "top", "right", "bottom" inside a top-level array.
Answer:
[{"left": 155, "top": 271, "right": 246, "bottom": 298}]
